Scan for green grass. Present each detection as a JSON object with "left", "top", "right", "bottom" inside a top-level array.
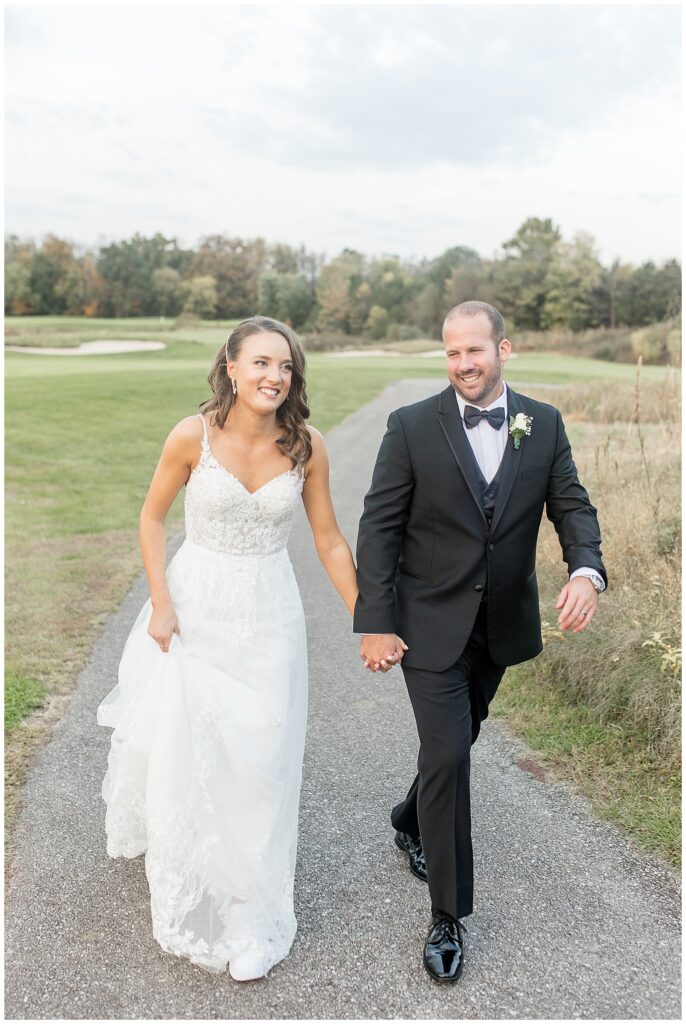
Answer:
[
  {"left": 4, "top": 355, "right": 446, "bottom": 542},
  {"left": 494, "top": 660, "right": 681, "bottom": 865},
  {"left": 5, "top": 345, "right": 669, "bottom": 381},
  {"left": 4, "top": 671, "right": 47, "bottom": 732},
  {"left": 8, "top": 339, "right": 655, "bottom": 549}
]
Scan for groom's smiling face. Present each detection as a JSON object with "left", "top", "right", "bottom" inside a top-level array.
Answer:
[{"left": 443, "top": 313, "right": 511, "bottom": 407}]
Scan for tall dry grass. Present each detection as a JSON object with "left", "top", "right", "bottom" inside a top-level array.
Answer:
[
  {"left": 531, "top": 364, "right": 680, "bottom": 424},
  {"left": 494, "top": 362, "right": 680, "bottom": 862},
  {"left": 514, "top": 319, "right": 680, "bottom": 365},
  {"left": 527, "top": 363, "right": 680, "bottom": 769}
]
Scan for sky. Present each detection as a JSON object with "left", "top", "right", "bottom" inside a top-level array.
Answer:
[{"left": 4, "top": 2, "right": 682, "bottom": 266}]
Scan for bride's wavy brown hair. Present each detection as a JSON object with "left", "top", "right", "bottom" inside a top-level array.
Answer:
[{"left": 200, "top": 316, "right": 312, "bottom": 468}]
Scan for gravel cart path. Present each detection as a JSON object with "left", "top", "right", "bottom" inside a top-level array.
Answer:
[{"left": 5, "top": 380, "right": 680, "bottom": 1020}]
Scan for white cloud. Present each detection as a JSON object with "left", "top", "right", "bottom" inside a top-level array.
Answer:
[{"left": 4, "top": 4, "right": 681, "bottom": 264}]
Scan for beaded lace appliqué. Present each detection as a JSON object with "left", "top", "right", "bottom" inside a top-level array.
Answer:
[{"left": 184, "top": 428, "right": 303, "bottom": 556}]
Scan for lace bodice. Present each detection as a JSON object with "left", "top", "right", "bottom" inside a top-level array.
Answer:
[{"left": 184, "top": 414, "right": 304, "bottom": 555}]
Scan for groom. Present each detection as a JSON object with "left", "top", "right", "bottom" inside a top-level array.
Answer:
[{"left": 353, "top": 301, "right": 606, "bottom": 982}]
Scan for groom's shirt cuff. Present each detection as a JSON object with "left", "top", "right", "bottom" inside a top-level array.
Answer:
[{"left": 570, "top": 567, "right": 605, "bottom": 592}]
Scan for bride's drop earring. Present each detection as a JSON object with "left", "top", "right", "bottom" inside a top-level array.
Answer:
[{"left": 231, "top": 377, "right": 237, "bottom": 396}]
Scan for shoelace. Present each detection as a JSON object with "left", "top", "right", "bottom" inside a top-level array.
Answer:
[{"left": 431, "top": 916, "right": 461, "bottom": 942}]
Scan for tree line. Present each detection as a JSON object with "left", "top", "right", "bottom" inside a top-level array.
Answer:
[{"left": 4, "top": 218, "right": 681, "bottom": 336}]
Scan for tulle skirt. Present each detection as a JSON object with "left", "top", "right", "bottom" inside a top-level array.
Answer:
[{"left": 97, "top": 539, "right": 308, "bottom": 974}]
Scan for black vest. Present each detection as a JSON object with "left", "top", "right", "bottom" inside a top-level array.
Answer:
[
  {"left": 468, "top": 446, "right": 506, "bottom": 526},
  {"left": 467, "top": 448, "right": 505, "bottom": 605}
]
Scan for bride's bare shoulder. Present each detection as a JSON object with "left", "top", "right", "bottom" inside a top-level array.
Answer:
[
  {"left": 306, "top": 424, "right": 325, "bottom": 447},
  {"left": 163, "top": 414, "right": 205, "bottom": 460},
  {"left": 171, "top": 413, "right": 205, "bottom": 437},
  {"left": 305, "top": 425, "right": 327, "bottom": 458},
  {"left": 304, "top": 426, "right": 329, "bottom": 478}
]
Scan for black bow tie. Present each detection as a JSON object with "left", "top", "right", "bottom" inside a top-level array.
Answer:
[{"left": 463, "top": 405, "right": 506, "bottom": 431}]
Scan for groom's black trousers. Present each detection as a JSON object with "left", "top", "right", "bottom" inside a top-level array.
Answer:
[{"left": 390, "top": 603, "right": 505, "bottom": 921}]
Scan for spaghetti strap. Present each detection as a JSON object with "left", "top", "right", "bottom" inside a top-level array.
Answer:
[{"left": 196, "top": 412, "right": 209, "bottom": 446}]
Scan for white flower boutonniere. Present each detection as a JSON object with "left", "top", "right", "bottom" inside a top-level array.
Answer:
[{"left": 509, "top": 412, "right": 533, "bottom": 450}]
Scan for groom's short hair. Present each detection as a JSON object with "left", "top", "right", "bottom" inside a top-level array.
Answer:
[{"left": 443, "top": 301, "right": 506, "bottom": 347}]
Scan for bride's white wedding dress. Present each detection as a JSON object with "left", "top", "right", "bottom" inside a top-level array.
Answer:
[{"left": 97, "top": 413, "right": 308, "bottom": 976}]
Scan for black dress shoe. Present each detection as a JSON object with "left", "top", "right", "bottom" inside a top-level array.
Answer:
[
  {"left": 394, "top": 830, "right": 428, "bottom": 882},
  {"left": 423, "top": 912, "right": 465, "bottom": 983}
]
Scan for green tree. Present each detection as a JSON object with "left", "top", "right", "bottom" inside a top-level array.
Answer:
[
  {"left": 4, "top": 261, "right": 34, "bottom": 315},
  {"left": 182, "top": 275, "right": 218, "bottom": 318},
  {"left": 151, "top": 267, "right": 183, "bottom": 317},
  {"left": 97, "top": 239, "right": 146, "bottom": 316},
  {"left": 494, "top": 217, "right": 562, "bottom": 329},
  {"left": 425, "top": 246, "right": 481, "bottom": 289},
  {"left": 257, "top": 271, "right": 314, "bottom": 328},
  {"left": 365, "top": 304, "right": 390, "bottom": 340},
  {"left": 257, "top": 271, "right": 281, "bottom": 317},
  {"left": 541, "top": 232, "right": 604, "bottom": 331},
  {"left": 53, "top": 263, "right": 85, "bottom": 315},
  {"left": 4, "top": 235, "right": 37, "bottom": 314},
  {"left": 408, "top": 281, "right": 443, "bottom": 336},
  {"left": 277, "top": 273, "right": 313, "bottom": 328},
  {"left": 444, "top": 262, "right": 498, "bottom": 315},
  {"left": 603, "top": 259, "right": 634, "bottom": 329},
  {"left": 348, "top": 281, "right": 374, "bottom": 334},
  {"left": 27, "top": 251, "right": 62, "bottom": 314},
  {"left": 614, "top": 261, "right": 682, "bottom": 326},
  {"left": 97, "top": 233, "right": 192, "bottom": 316},
  {"left": 28, "top": 235, "right": 83, "bottom": 314},
  {"left": 80, "top": 253, "right": 106, "bottom": 317},
  {"left": 315, "top": 250, "right": 364, "bottom": 332},
  {"left": 268, "top": 243, "right": 299, "bottom": 274},
  {"left": 367, "top": 257, "right": 410, "bottom": 313},
  {"left": 294, "top": 244, "right": 324, "bottom": 288},
  {"left": 5, "top": 234, "right": 35, "bottom": 265},
  {"left": 656, "top": 260, "right": 682, "bottom": 320},
  {"left": 192, "top": 236, "right": 267, "bottom": 318}
]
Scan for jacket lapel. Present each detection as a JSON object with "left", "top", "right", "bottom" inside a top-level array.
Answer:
[
  {"left": 437, "top": 386, "right": 489, "bottom": 527},
  {"left": 489, "top": 386, "right": 525, "bottom": 535}
]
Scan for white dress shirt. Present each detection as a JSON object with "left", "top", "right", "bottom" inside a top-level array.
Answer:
[{"left": 454, "top": 384, "right": 508, "bottom": 484}]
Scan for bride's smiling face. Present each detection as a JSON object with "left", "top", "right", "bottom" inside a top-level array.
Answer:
[{"left": 228, "top": 332, "right": 294, "bottom": 413}]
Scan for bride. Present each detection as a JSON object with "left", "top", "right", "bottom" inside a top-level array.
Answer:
[{"left": 98, "top": 315, "right": 391, "bottom": 981}]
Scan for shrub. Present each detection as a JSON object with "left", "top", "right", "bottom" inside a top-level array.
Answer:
[{"left": 631, "top": 321, "right": 680, "bottom": 365}]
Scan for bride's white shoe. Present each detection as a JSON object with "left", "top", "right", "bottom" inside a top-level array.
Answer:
[{"left": 229, "top": 946, "right": 268, "bottom": 982}]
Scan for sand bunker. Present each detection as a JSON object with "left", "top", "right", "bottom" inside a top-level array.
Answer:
[
  {"left": 327, "top": 348, "right": 521, "bottom": 359},
  {"left": 327, "top": 348, "right": 400, "bottom": 357},
  {"left": 5, "top": 340, "right": 167, "bottom": 356},
  {"left": 327, "top": 348, "right": 445, "bottom": 358}
]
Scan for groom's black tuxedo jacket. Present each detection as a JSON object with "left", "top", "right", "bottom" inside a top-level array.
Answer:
[{"left": 353, "top": 385, "right": 607, "bottom": 672}]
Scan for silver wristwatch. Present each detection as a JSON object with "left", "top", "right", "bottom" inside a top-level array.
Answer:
[{"left": 574, "top": 570, "right": 604, "bottom": 593}]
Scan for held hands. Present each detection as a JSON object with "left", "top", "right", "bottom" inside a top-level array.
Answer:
[
  {"left": 360, "top": 633, "right": 408, "bottom": 673},
  {"left": 555, "top": 576, "right": 598, "bottom": 634},
  {"left": 148, "top": 601, "right": 180, "bottom": 654}
]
